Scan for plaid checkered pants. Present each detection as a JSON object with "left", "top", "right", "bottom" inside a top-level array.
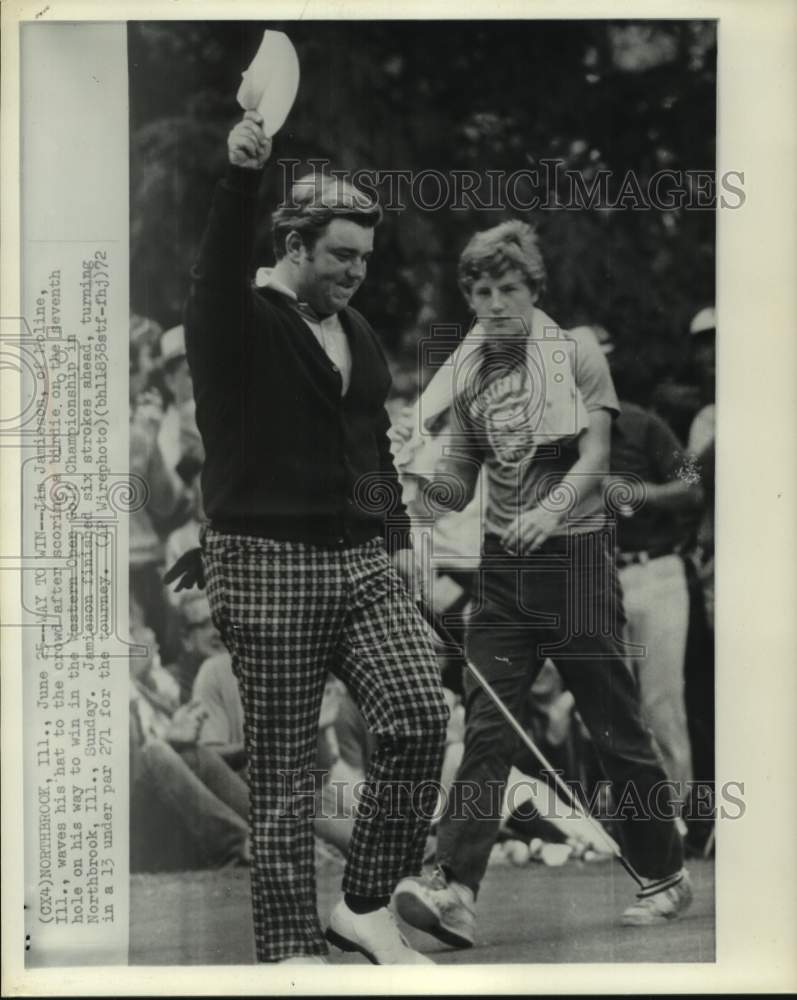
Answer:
[{"left": 202, "top": 528, "right": 448, "bottom": 961}]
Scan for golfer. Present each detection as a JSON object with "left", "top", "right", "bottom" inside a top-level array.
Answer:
[
  {"left": 184, "top": 110, "right": 448, "bottom": 964},
  {"left": 393, "top": 221, "right": 692, "bottom": 947}
]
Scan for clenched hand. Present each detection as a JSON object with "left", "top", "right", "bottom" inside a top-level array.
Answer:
[{"left": 228, "top": 111, "right": 272, "bottom": 170}]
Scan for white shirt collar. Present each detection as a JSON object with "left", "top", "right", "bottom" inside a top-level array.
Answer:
[
  {"left": 254, "top": 266, "right": 298, "bottom": 301},
  {"left": 255, "top": 267, "right": 340, "bottom": 325}
]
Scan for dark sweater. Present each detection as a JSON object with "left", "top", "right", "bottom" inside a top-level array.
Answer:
[
  {"left": 611, "top": 401, "right": 691, "bottom": 555},
  {"left": 184, "top": 165, "right": 411, "bottom": 551}
]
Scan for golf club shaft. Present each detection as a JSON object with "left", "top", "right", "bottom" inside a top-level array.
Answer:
[{"left": 464, "top": 652, "right": 625, "bottom": 861}]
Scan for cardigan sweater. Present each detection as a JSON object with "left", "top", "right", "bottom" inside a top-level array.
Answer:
[{"left": 184, "top": 164, "right": 411, "bottom": 551}]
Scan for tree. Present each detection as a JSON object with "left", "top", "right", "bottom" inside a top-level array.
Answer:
[{"left": 129, "top": 19, "right": 716, "bottom": 392}]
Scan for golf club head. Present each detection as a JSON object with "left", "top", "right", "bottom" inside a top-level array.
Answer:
[{"left": 635, "top": 871, "right": 685, "bottom": 899}]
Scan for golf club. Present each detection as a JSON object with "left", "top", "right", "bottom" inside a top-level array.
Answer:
[{"left": 420, "top": 602, "right": 683, "bottom": 899}]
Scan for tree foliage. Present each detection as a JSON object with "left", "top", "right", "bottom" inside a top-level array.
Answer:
[{"left": 129, "top": 19, "right": 715, "bottom": 395}]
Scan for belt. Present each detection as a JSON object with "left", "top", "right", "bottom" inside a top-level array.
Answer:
[
  {"left": 483, "top": 531, "right": 612, "bottom": 556},
  {"left": 616, "top": 546, "right": 676, "bottom": 568}
]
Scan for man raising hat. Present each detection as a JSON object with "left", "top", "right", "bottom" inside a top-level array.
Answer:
[{"left": 183, "top": 110, "right": 448, "bottom": 965}]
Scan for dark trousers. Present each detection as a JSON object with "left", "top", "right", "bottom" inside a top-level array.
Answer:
[{"left": 436, "top": 529, "right": 683, "bottom": 893}]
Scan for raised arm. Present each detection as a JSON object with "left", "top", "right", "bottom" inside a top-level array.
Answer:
[{"left": 183, "top": 112, "right": 272, "bottom": 369}]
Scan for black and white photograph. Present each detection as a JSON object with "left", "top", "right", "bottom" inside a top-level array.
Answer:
[
  {"left": 2, "top": 2, "right": 796, "bottom": 995},
  {"left": 126, "top": 16, "right": 720, "bottom": 967}
]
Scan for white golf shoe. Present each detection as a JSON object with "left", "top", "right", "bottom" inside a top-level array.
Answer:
[
  {"left": 392, "top": 867, "right": 475, "bottom": 949},
  {"left": 621, "top": 868, "right": 694, "bottom": 925},
  {"left": 325, "top": 900, "right": 434, "bottom": 964}
]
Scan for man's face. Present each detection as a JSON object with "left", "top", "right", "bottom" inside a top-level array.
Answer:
[
  {"left": 295, "top": 219, "right": 374, "bottom": 316},
  {"left": 467, "top": 268, "right": 538, "bottom": 336}
]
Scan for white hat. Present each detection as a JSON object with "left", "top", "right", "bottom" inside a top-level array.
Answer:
[
  {"left": 160, "top": 325, "right": 186, "bottom": 365},
  {"left": 237, "top": 30, "right": 300, "bottom": 137},
  {"left": 689, "top": 307, "right": 716, "bottom": 336}
]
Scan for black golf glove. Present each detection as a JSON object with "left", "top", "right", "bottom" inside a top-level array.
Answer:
[{"left": 163, "top": 546, "right": 205, "bottom": 592}]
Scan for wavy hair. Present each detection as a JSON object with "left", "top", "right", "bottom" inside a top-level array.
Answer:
[
  {"left": 457, "top": 220, "right": 547, "bottom": 298},
  {"left": 272, "top": 173, "right": 383, "bottom": 259}
]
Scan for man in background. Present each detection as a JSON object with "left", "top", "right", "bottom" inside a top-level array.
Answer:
[
  {"left": 684, "top": 306, "right": 717, "bottom": 854},
  {"left": 169, "top": 590, "right": 227, "bottom": 705},
  {"left": 595, "top": 325, "right": 705, "bottom": 817}
]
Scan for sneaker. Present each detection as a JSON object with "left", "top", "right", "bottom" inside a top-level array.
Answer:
[
  {"left": 392, "top": 868, "right": 475, "bottom": 949},
  {"left": 325, "top": 900, "right": 434, "bottom": 965},
  {"left": 620, "top": 869, "right": 694, "bottom": 926}
]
